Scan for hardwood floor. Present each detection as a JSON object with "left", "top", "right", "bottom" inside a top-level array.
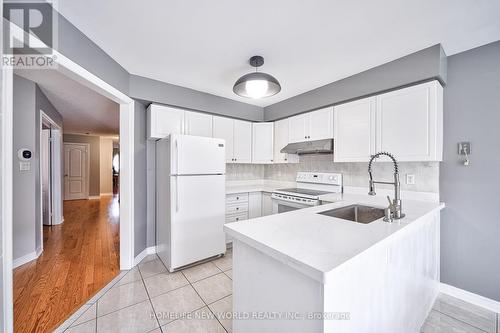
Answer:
[{"left": 13, "top": 196, "right": 120, "bottom": 333}]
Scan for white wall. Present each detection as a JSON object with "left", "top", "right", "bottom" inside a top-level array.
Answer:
[{"left": 99, "top": 137, "right": 114, "bottom": 195}]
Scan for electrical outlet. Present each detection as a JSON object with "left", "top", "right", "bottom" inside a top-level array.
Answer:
[{"left": 406, "top": 174, "right": 415, "bottom": 185}]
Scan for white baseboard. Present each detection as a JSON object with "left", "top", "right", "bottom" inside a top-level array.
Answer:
[
  {"left": 440, "top": 283, "right": 500, "bottom": 313},
  {"left": 100, "top": 192, "right": 113, "bottom": 196},
  {"left": 13, "top": 249, "right": 42, "bottom": 268},
  {"left": 133, "top": 246, "right": 156, "bottom": 266},
  {"left": 88, "top": 195, "right": 101, "bottom": 200}
]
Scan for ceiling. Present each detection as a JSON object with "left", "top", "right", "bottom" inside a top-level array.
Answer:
[
  {"left": 15, "top": 68, "right": 119, "bottom": 136},
  {"left": 58, "top": 0, "right": 500, "bottom": 107}
]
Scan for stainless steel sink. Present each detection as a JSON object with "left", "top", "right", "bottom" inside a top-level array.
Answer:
[{"left": 317, "top": 204, "right": 385, "bottom": 224}]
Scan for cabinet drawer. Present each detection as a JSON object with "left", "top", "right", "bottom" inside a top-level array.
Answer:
[
  {"left": 226, "top": 193, "right": 249, "bottom": 204},
  {"left": 226, "top": 202, "right": 248, "bottom": 215},
  {"left": 225, "top": 212, "right": 248, "bottom": 223}
]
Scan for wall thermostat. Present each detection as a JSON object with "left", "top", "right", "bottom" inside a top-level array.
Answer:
[{"left": 17, "top": 148, "right": 33, "bottom": 161}]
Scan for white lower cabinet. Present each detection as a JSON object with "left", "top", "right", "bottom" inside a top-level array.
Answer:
[
  {"left": 248, "top": 192, "right": 262, "bottom": 218},
  {"left": 261, "top": 192, "right": 273, "bottom": 216},
  {"left": 225, "top": 191, "right": 273, "bottom": 243},
  {"left": 225, "top": 193, "right": 249, "bottom": 244}
]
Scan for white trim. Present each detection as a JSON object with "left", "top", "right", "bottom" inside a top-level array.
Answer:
[
  {"left": 440, "top": 283, "right": 500, "bottom": 313},
  {"left": 39, "top": 111, "right": 63, "bottom": 250},
  {"left": 1, "top": 56, "right": 14, "bottom": 333},
  {"left": 133, "top": 246, "right": 157, "bottom": 266},
  {"left": 88, "top": 195, "right": 101, "bottom": 200},
  {"left": 100, "top": 192, "right": 113, "bottom": 196},
  {"left": 12, "top": 248, "right": 42, "bottom": 269}
]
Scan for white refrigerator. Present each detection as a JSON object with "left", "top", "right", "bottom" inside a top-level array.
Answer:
[{"left": 156, "top": 134, "right": 226, "bottom": 272}]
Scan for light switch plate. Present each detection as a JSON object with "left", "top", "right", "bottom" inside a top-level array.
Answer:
[
  {"left": 406, "top": 174, "right": 415, "bottom": 185},
  {"left": 458, "top": 142, "right": 471, "bottom": 155}
]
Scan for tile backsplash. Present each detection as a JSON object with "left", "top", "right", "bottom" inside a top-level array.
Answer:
[
  {"left": 226, "top": 164, "right": 265, "bottom": 181},
  {"left": 227, "top": 154, "right": 439, "bottom": 193}
]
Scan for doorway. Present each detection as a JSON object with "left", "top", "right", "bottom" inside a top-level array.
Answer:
[{"left": 40, "top": 112, "right": 63, "bottom": 229}]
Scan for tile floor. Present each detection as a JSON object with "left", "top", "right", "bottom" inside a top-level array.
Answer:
[
  {"left": 56, "top": 248, "right": 499, "bottom": 333},
  {"left": 55, "top": 250, "right": 233, "bottom": 333}
]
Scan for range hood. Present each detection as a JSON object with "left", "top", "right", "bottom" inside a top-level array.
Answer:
[{"left": 280, "top": 139, "right": 334, "bottom": 155}]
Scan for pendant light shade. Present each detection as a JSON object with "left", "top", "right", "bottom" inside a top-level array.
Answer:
[{"left": 233, "top": 56, "right": 281, "bottom": 99}]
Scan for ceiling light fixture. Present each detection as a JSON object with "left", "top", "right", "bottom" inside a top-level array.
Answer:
[{"left": 233, "top": 56, "right": 281, "bottom": 99}]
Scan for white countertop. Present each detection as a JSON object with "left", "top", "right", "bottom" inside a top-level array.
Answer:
[{"left": 224, "top": 193, "right": 444, "bottom": 284}]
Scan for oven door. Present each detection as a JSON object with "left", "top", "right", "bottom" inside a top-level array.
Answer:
[{"left": 272, "top": 198, "right": 312, "bottom": 214}]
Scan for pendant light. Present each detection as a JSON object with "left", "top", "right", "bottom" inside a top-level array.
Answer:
[{"left": 233, "top": 56, "right": 281, "bottom": 99}]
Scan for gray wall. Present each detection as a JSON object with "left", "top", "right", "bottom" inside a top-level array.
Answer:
[
  {"left": 129, "top": 75, "right": 264, "bottom": 121},
  {"left": 264, "top": 44, "right": 448, "bottom": 121},
  {"left": 133, "top": 101, "right": 148, "bottom": 256},
  {"left": 13, "top": 75, "right": 64, "bottom": 260},
  {"left": 63, "top": 134, "right": 101, "bottom": 197},
  {"left": 13, "top": 76, "right": 37, "bottom": 260},
  {"left": 440, "top": 40, "right": 500, "bottom": 302}
]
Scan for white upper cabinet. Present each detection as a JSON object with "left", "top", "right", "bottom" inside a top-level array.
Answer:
[
  {"left": 288, "top": 107, "right": 333, "bottom": 143},
  {"left": 376, "top": 81, "right": 443, "bottom": 161},
  {"left": 333, "top": 80, "right": 443, "bottom": 162},
  {"left": 252, "top": 122, "right": 274, "bottom": 164},
  {"left": 147, "top": 104, "right": 185, "bottom": 140},
  {"left": 273, "top": 118, "right": 299, "bottom": 164},
  {"left": 213, "top": 116, "right": 235, "bottom": 163},
  {"left": 308, "top": 107, "right": 334, "bottom": 141},
  {"left": 184, "top": 111, "right": 213, "bottom": 137},
  {"left": 213, "top": 116, "right": 252, "bottom": 163},
  {"left": 233, "top": 120, "right": 252, "bottom": 163},
  {"left": 288, "top": 114, "right": 308, "bottom": 143},
  {"left": 334, "top": 97, "right": 376, "bottom": 162}
]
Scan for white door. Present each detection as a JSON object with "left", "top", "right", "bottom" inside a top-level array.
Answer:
[
  {"left": 213, "top": 116, "right": 234, "bottom": 163},
  {"left": 334, "top": 97, "right": 376, "bottom": 162},
  {"left": 252, "top": 122, "right": 274, "bottom": 163},
  {"left": 376, "top": 81, "right": 443, "bottom": 161},
  {"left": 41, "top": 129, "right": 51, "bottom": 225},
  {"left": 170, "top": 174, "right": 226, "bottom": 270},
  {"left": 233, "top": 120, "right": 252, "bottom": 163},
  {"left": 148, "top": 104, "right": 185, "bottom": 139},
  {"left": 288, "top": 113, "right": 308, "bottom": 143},
  {"left": 171, "top": 135, "right": 225, "bottom": 175},
  {"left": 185, "top": 111, "right": 213, "bottom": 137},
  {"left": 308, "top": 107, "right": 333, "bottom": 141},
  {"left": 64, "top": 143, "right": 88, "bottom": 200}
]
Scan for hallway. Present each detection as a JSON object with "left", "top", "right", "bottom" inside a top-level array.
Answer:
[{"left": 13, "top": 196, "right": 120, "bottom": 333}]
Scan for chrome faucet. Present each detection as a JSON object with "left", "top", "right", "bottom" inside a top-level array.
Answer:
[{"left": 368, "top": 152, "right": 405, "bottom": 221}]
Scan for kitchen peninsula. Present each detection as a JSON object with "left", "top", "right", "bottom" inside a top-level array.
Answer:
[{"left": 225, "top": 193, "right": 444, "bottom": 333}]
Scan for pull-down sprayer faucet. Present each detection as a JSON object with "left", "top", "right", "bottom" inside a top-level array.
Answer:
[{"left": 368, "top": 152, "right": 405, "bottom": 221}]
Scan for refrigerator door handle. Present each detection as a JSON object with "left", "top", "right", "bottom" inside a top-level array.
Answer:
[
  {"left": 175, "top": 176, "right": 179, "bottom": 212},
  {"left": 175, "top": 139, "right": 179, "bottom": 175}
]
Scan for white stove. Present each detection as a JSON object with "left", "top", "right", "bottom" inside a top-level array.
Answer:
[{"left": 271, "top": 172, "right": 343, "bottom": 213}]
